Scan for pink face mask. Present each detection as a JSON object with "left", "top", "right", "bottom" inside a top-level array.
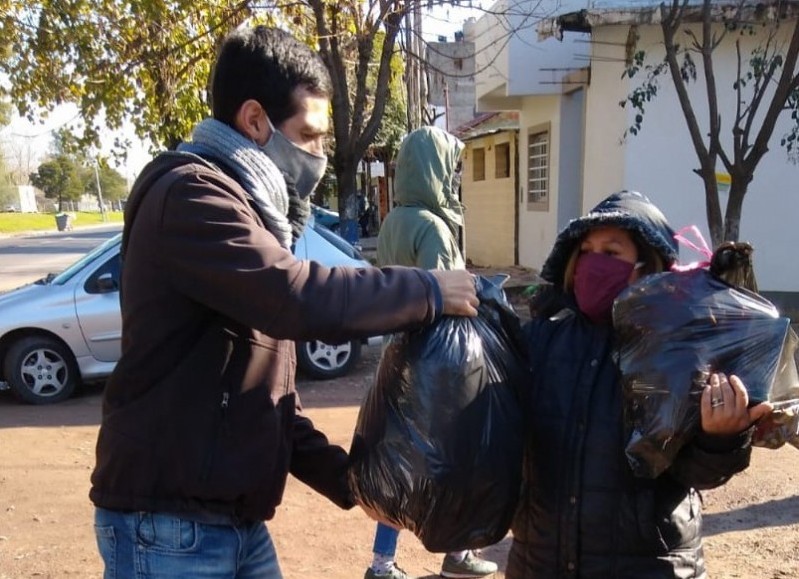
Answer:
[{"left": 573, "top": 252, "right": 635, "bottom": 324}]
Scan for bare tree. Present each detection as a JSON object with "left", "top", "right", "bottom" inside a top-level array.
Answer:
[{"left": 622, "top": 0, "right": 799, "bottom": 246}]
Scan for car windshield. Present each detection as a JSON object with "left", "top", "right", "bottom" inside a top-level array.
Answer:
[{"left": 48, "top": 234, "right": 122, "bottom": 286}]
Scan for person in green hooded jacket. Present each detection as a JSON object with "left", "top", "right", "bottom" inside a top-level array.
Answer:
[
  {"left": 377, "top": 126, "right": 466, "bottom": 271},
  {"left": 365, "top": 126, "right": 498, "bottom": 579}
]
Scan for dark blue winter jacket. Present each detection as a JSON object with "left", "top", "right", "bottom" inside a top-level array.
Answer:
[
  {"left": 506, "top": 191, "right": 753, "bottom": 578},
  {"left": 506, "top": 307, "right": 752, "bottom": 578}
]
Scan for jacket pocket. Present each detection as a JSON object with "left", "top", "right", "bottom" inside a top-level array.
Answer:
[{"left": 637, "top": 483, "right": 699, "bottom": 553}]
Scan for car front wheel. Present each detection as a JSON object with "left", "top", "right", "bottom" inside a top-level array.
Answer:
[
  {"left": 3, "top": 336, "right": 79, "bottom": 404},
  {"left": 296, "top": 340, "right": 361, "bottom": 380}
]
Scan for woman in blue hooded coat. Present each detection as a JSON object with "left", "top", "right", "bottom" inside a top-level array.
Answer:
[{"left": 507, "top": 191, "right": 772, "bottom": 578}]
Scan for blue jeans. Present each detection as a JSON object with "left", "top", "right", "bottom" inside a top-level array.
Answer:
[
  {"left": 372, "top": 522, "right": 400, "bottom": 557},
  {"left": 94, "top": 508, "right": 282, "bottom": 578}
]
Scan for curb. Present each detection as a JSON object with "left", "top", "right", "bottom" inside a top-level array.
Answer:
[{"left": 0, "top": 222, "right": 122, "bottom": 239}]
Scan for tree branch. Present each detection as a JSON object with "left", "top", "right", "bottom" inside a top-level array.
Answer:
[
  {"left": 660, "top": 0, "right": 711, "bottom": 163},
  {"left": 746, "top": 18, "right": 799, "bottom": 173}
]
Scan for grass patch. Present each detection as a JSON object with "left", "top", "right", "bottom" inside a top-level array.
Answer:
[{"left": 0, "top": 211, "right": 123, "bottom": 233}]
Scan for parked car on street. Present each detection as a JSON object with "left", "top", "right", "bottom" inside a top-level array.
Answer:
[
  {"left": 311, "top": 204, "right": 340, "bottom": 231},
  {"left": 0, "top": 217, "right": 377, "bottom": 404}
]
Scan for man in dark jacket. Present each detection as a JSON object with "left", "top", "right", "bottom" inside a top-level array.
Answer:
[{"left": 89, "top": 26, "right": 478, "bottom": 578}]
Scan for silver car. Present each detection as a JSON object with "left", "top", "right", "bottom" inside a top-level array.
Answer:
[{"left": 0, "top": 218, "right": 376, "bottom": 404}]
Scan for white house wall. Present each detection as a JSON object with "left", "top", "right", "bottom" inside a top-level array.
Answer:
[
  {"left": 474, "top": 0, "right": 511, "bottom": 105},
  {"left": 507, "top": 24, "right": 590, "bottom": 96},
  {"left": 518, "top": 95, "right": 563, "bottom": 270},
  {"left": 586, "top": 23, "right": 799, "bottom": 292},
  {"left": 580, "top": 26, "right": 628, "bottom": 209},
  {"left": 475, "top": 0, "right": 590, "bottom": 107}
]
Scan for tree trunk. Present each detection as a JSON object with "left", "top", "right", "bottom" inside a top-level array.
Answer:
[
  {"left": 700, "top": 169, "right": 724, "bottom": 248},
  {"left": 724, "top": 179, "right": 748, "bottom": 243},
  {"left": 335, "top": 154, "right": 360, "bottom": 244}
]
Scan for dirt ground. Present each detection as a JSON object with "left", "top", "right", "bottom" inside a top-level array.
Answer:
[{"left": 2, "top": 275, "right": 799, "bottom": 578}]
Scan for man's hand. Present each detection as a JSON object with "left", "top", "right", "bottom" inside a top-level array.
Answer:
[
  {"left": 429, "top": 270, "right": 479, "bottom": 317},
  {"left": 701, "top": 373, "right": 773, "bottom": 435}
]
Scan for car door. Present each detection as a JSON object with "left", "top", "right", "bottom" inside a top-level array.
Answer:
[{"left": 73, "top": 250, "right": 123, "bottom": 362}]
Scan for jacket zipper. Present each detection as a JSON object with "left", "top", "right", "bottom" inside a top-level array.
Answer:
[{"left": 200, "top": 390, "right": 230, "bottom": 482}]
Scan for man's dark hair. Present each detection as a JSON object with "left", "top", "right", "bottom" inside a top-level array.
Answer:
[{"left": 210, "top": 26, "right": 332, "bottom": 126}]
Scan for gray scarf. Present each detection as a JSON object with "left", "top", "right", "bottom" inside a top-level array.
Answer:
[{"left": 178, "top": 118, "right": 293, "bottom": 249}]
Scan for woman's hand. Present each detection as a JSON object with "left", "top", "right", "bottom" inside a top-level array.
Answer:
[{"left": 700, "top": 372, "right": 773, "bottom": 436}]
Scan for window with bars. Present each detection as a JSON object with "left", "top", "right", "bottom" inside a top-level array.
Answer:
[
  {"left": 527, "top": 130, "right": 549, "bottom": 209},
  {"left": 495, "top": 142, "right": 510, "bottom": 179},
  {"left": 473, "top": 147, "right": 486, "bottom": 181}
]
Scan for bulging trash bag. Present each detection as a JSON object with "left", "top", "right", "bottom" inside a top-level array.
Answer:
[
  {"left": 614, "top": 268, "right": 799, "bottom": 478},
  {"left": 348, "top": 275, "right": 527, "bottom": 553}
]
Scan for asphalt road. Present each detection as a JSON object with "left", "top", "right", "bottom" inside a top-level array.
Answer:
[{"left": 0, "top": 225, "right": 122, "bottom": 292}]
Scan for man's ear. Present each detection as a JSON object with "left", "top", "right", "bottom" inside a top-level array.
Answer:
[{"left": 233, "top": 99, "right": 271, "bottom": 145}]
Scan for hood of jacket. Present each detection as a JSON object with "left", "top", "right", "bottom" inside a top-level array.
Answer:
[
  {"left": 540, "top": 190, "right": 679, "bottom": 284},
  {"left": 392, "top": 126, "right": 465, "bottom": 232},
  {"left": 122, "top": 151, "right": 221, "bottom": 257}
]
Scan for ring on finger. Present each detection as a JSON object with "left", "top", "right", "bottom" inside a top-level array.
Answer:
[{"left": 711, "top": 398, "right": 725, "bottom": 408}]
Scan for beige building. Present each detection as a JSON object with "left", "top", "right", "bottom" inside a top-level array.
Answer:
[{"left": 455, "top": 112, "right": 520, "bottom": 267}]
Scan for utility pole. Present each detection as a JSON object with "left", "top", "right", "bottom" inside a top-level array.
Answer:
[
  {"left": 444, "top": 83, "right": 450, "bottom": 132},
  {"left": 404, "top": 1, "right": 425, "bottom": 131},
  {"left": 94, "top": 159, "right": 107, "bottom": 222}
]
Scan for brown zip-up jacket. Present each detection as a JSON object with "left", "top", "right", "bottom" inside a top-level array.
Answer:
[{"left": 90, "top": 153, "right": 440, "bottom": 522}]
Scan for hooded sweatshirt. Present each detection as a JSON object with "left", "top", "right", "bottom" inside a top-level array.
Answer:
[{"left": 377, "top": 126, "right": 465, "bottom": 270}]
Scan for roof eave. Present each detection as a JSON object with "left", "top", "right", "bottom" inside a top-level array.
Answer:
[{"left": 539, "top": 0, "right": 799, "bottom": 40}]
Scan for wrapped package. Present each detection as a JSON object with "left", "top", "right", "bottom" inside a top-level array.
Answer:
[
  {"left": 753, "top": 399, "right": 799, "bottom": 450},
  {"left": 348, "top": 276, "right": 527, "bottom": 552},
  {"left": 614, "top": 268, "right": 799, "bottom": 478}
]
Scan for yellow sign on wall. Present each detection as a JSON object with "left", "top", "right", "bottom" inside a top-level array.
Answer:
[{"left": 716, "top": 172, "right": 731, "bottom": 193}]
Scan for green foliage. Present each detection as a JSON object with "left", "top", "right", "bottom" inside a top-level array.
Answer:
[
  {"left": 620, "top": 48, "right": 697, "bottom": 137},
  {"left": 619, "top": 51, "right": 667, "bottom": 137},
  {"left": 782, "top": 84, "right": 799, "bottom": 158},
  {"left": 0, "top": 97, "right": 12, "bottom": 198},
  {"left": 1, "top": 1, "right": 255, "bottom": 156},
  {"left": 83, "top": 163, "right": 129, "bottom": 202},
  {"left": 0, "top": 98, "right": 10, "bottom": 126},
  {"left": 371, "top": 31, "right": 407, "bottom": 158},
  {"left": 0, "top": 182, "right": 17, "bottom": 207},
  {"left": 680, "top": 52, "right": 697, "bottom": 83},
  {"left": 29, "top": 155, "right": 83, "bottom": 210},
  {"left": 3, "top": 0, "right": 413, "bottom": 216},
  {"left": 0, "top": 211, "right": 123, "bottom": 233}
]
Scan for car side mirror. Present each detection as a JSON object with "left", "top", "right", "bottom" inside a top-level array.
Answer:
[{"left": 95, "top": 272, "right": 118, "bottom": 293}]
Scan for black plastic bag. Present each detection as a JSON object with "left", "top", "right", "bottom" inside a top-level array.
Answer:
[
  {"left": 614, "top": 268, "right": 799, "bottom": 478},
  {"left": 348, "top": 275, "right": 527, "bottom": 552}
]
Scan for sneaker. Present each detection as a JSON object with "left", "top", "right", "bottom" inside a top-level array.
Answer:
[
  {"left": 364, "top": 564, "right": 413, "bottom": 579},
  {"left": 440, "top": 551, "right": 498, "bottom": 578}
]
